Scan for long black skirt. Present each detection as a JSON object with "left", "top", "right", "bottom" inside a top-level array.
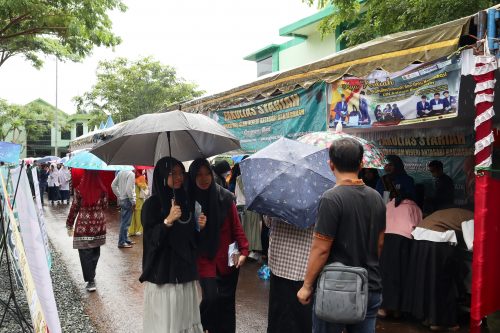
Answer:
[
  {"left": 402, "top": 240, "right": 459, "bottom": 327},
  {"left": 48, "top": 186, "right": 60, "bottom": 201},
  {"left": 380, "top": 233, "right": 412, "bottom": 311}
]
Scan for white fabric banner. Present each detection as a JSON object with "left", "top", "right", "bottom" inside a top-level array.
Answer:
[
  {"left": 10, "top": 167, "right": 61, "bottom": 333},
  {"left": 31, "top": 167, "right": 52, "bottom": 268}
]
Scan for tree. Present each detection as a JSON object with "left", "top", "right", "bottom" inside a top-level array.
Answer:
[
  {"left": 74, "top": 57, "right": 205, "bottom": 127},
  {"left": 0, "top": 99, "right": 57, "bottom": 144},
  {"left": 0, "top": 0, "right": 126, "bottom": 68},
  {"left": 306, "top": 0, "right": 495, "bottom": 47}
]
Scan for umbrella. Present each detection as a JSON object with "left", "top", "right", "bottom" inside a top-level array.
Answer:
[
  {"left": 60, "top": 156, "right": 70, "bottom": 164},
  {"left": 91, "top": 111, "right": 241, "bottom": 165},
  {"left": 297, "top": 127, "right": 386, "bottom": 169},
  {"left": 37, "top": 156, "right": 61, "bottom": 164},
  {"left": 0, "top": 141, "right": 22, "bottom": 164},
  {"left": 240, "top": 137, "right": 335, "bottom": 229},
  {"left": 64, "top": 151, "right": 133, "bottom": 171}
]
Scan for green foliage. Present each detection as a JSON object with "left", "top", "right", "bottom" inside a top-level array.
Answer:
[
  {"left": 306, "top": 0, "right": 496, "bottom": 47},
  {"left": 74, "top": 57, "right": 205, "bottom": 128},
  {"left": 0, "top": 99, "right": 56, "bottom": 143},
  {"left": 0, "top": 0, "right": 126, "bottom": 68}
]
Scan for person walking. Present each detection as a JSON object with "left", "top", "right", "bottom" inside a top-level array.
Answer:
[
  {"left": 58, "top": 165, "right": 71, "bottom": 204},
  {"left": 66, "top": 170, "right": 108, "bottom": 292},
  {"left": 128, "top": 169, "right": 147, "bottom": 237},
  {"left": 140, "top": 157, "right": 205, "bottom": 333},
  {"left": 38, "top": 164, "right": 49, "bottom": 205},
  {"left": 47, "top": 163, "right": 61, "bottom": 205},
  {"left": 266, "top": 217, "right": 314, "bottom": 333},
  {"left": 111, "top": 170, "right": 136, "bottom": 248},
  {"left": 189, "top": 158, "right": 249, "bottom": 333},
  {"left": 297, "top": 138, "right": 386, "bottom": 333}
]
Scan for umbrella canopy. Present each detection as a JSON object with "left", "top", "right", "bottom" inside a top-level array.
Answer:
[
  {"left": 240, "top": 137, "right": 335, "bottom": 229},
  {"left": 297, "top": 129, "right": 386, "bottom": 169},
  {"left": 64, "top": 152, "right": 133, "bottom": 171},
  {"left": 91, "top": 111, "right": 241, "bottom": 165},
  {"left": 37, "top": 156, "right": 61, "bottom": 164}
]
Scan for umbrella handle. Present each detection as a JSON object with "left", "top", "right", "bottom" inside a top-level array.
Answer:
[{"left": 167, "top": 131, "right": 175, "bottom": 200}]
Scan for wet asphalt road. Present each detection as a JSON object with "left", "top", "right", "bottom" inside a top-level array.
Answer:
[{"left": 44, "top": 203, "right": 481, "bottom": 333}]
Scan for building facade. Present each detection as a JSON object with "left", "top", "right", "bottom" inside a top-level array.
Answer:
[
  {"left": 4, "top": 99, "right": 91, "bottom": 158},
  {"left": 244, "top": 6, "right": 345, "bottom": 77}
]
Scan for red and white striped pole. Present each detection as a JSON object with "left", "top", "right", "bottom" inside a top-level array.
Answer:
[
  {"left": 470, "top": 54, "right": 497, "bottom": 332},
  {"left": 472, "top": 55, "right": 496, "bottom": 169}
]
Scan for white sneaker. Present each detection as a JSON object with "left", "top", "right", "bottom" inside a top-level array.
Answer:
[{"left": 86, "top": 281, "right": 96, "bottom": 292}]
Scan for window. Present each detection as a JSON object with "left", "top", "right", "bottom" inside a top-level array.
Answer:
[
  {"left": 76, "top": 123, "right": 84, "bottom": 137},
  {"left": 257, "top": 56, "right": 273, "bottom": 77},
  {"left": 61, "top": 129, "right": 71, "bottom": 140}
]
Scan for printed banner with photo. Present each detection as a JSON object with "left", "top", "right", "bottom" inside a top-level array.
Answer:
[
  {"left": 328, "top": 55, "right": 462, "bottom": 128},
  {"left": 359, "top": 129, "right": 474, "bottom": 208},
  {"left": 212, "top": 82, "right": 328, "bottom": 152},
  {"left": 0, "top": 173, "right": 50, "bottom": 333}
]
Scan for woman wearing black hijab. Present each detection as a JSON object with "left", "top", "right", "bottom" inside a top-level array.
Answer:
[
  {"left": 212, "top": 160, "right": 231, "bottom": 189},
  {"left": 189, "top": 158, "right": 249, "bottom": 333},
  {"left": 376, "top": 155, "right": 416, "bottom": 201},
  {"left": 140, "top": 157, "right": 204, "bottom": 333}
]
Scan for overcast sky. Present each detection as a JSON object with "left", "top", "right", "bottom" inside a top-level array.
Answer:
[{"left": 0, "top": 1, "right": 317, "bottom": 114}]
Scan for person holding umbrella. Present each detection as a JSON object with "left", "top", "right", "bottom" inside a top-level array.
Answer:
[
  {"left": 140, "top": 157, "right": 205, "bottom": 333},
  {"left": 189, "top": 158, "right": 249, "bottom": 333},
  {"left": 66, "top": 170, "right": 108, "bottom": 292}
]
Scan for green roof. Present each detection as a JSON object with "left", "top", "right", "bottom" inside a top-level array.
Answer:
[
  {"left": 244, "top": 44, "right": 280, "bottom": 61},
  {"left": 279, "top": 5, "right": 336, "bottom": 37}
]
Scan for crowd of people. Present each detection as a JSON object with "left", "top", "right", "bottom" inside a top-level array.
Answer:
[{"left": 29, "top": 139, "right": 472, "bottom": 333}]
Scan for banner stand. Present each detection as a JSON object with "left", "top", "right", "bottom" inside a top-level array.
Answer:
[{"left": 0, "top": 162, "right": 33, "bottom": 332}]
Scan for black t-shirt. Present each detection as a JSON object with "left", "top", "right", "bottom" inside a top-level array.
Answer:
[
  {"left": 434, "top": 174, "right": 455, "bottom": 210},
  {"left": 315, "top": 183, "right": 386, "bottom": 292}
]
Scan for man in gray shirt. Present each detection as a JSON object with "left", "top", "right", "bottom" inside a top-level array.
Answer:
[
  {"left": 298, "top": 138, "right": 386, "bottom": 333},
  {"left": 112, "top": 170, "right": 136, "bottom": 248}
]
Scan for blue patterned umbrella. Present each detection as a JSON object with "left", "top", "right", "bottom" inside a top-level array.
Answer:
[
  {"left": 64, "top": 152, "right": 133, "bottom": 171},
  {"left": 240, "top": 137, "right": 335, "bottom": 228}
]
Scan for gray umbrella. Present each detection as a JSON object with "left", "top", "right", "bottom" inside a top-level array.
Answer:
[{"left": 90, "top": 111, "right": 241, "bottom": 165}]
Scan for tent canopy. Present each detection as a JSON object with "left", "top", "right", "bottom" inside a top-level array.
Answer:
[{"left": 173, "top": 16, "right": 473, "bottom": 114}]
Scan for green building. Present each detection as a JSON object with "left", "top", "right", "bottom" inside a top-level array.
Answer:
[
  {"left": 3, "top": 99, "right": 91, "bottom": 158},
  {"left": 244, "top": 6, "right": 345, "bottom": 77}
]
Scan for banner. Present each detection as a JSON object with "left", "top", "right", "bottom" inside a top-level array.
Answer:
[
  {"left": 328, "top": 55, "right": 462, "bottom": 128},
  {"left": 31, "top": 167, "right": 52, "bottom": 269},
  {"left": 359, "top": 128, "right": 474, "bottom": 208},
  {"left": 212, "top": 82, "right": 327, "bottom": 152},
  {"left": 0, "top": 173, "right": 49, "bottom": 333},
  {"left": 10, "top": 168, "right": 61, "bottom": 333},
  {"left": 0, "top": 141, "right": 21, "bottom": 164}
]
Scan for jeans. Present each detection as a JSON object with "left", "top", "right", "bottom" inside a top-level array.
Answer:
[
  {"left": 313, "top": 292, "right": 382, "bottom": 333},
  {"left": 118, "top": 199, "right": 133, "bottom": 245},
  {"left": 39, "top": 182, "right": 48, "bottom": 205}
]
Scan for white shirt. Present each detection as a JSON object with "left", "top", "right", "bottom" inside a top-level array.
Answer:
[
  {"left": 48, "top": 170, "right": 60, "bottom": 187},
  {"left": 58, "top": 169, "right": 71, "bottom": 190},
  {"left": 111, "top": 170, "right": 136, "bottom": 204},
  {"left": 235, "top": 176, "right": 246, "bottom": 206}
]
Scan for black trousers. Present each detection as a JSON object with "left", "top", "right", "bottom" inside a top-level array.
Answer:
[
  {"left": 200, "top": 269, "right": 239, "bottom": 333},
  {"left": 78, "top": 247, "right": 100, "bottom": 282},
  {"left": 267, "top": 273, "right": 312, "bottom": 333}
]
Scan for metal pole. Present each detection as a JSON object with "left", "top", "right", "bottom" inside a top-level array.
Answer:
[{"left": 54, "top": 58, "right": 58, "bottom": 157}]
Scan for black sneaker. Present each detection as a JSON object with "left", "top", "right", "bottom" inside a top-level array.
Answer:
[{"left": 86, "top": 281, "right": 96, "bottom": 292}]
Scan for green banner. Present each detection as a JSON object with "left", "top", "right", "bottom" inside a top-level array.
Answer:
[
  {"left": 212, "top": 83, "right": 327, "bottom": 152},
  {"left": 360, "top": 129, "right": 474, "bottom": 208}
]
